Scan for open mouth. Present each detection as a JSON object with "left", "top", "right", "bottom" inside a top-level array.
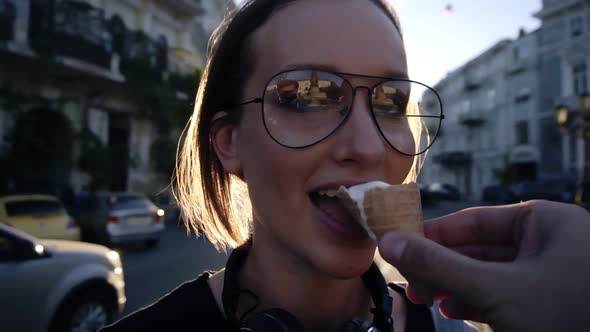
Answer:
[{"left": 309, "top": 190, "right": 368, "bottom": 239}]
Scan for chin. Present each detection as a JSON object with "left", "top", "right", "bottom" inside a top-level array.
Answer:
[{"left": 310, "top": 241, "right": 377, "bottom": 280}]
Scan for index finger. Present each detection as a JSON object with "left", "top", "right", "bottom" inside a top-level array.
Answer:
[{"left": 424, "top": 203, "right": 529, "bottom": 248}]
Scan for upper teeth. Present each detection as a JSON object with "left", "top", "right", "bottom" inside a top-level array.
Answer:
[{"left": 317, "top": 190, "right": 339, "bottom": 197}]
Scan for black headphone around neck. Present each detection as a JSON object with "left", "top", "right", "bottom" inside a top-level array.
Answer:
[{"left": 222, "top": 242, "right": 394, "bottom": 332}]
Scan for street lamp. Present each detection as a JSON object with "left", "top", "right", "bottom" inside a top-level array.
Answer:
[{"left": 553, "top": 93, "right": 590, "bottom": 206}]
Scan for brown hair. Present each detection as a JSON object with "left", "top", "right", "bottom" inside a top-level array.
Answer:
[{"left": 174, "top": 0, "right": 407, "bottom": 252}]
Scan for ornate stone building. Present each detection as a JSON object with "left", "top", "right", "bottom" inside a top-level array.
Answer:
[
  {"left": 535, "top": 0, "right": 590, "bottom": 179},
  {"left": 0, "top": 0, "right": 231, "bottom": 195},
  {"left": 422, "top": 0, "right": 590, "bottom": 199},
  {"left": 420, "top": 38, "right": 537, "bottom": 198}
]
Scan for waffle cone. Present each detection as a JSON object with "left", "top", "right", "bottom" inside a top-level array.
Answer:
[
  {"left": 335, "top": 190, "right": 362, "bottom": 224},
  {"left": 336, "top": 182, "right": 432, "bottom": 304},
  {"left": 363, "top": 182, "right": 424, "bottom": 238}
]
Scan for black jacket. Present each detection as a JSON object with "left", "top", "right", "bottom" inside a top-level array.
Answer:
[{"left": 100, "top": 272, "right": 435, "bottom": 332}]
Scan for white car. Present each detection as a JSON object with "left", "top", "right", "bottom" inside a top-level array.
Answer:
[
  {"left": 77, "top": 192, "right": 165, "bottom": 247},
  {"left": 0, "top": 224, "right": 126, "bottom": 332}
]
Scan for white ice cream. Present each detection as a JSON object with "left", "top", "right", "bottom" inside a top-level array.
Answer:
[{"left": 335, "top": 181, "right": 391, "bottom": 241}]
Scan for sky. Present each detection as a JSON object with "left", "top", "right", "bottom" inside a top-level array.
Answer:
[
  {"left": 233, "top": 0, "right": 543, "bottom": 86},
  {"left": 398, "top": 0, "right": 541, "bottom": 86}
]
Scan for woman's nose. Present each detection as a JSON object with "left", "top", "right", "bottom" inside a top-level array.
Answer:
[{"left": 331, "top": 88, "right": 387, "bottom": 166}]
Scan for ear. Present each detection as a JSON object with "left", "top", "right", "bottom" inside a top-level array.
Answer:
[{"left": 211, "top": 112, "right": 242, "bottom": 175}]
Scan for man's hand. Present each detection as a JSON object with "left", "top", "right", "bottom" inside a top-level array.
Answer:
[{"left": 378, "top": 200, "right": 590, "bottom": 332}]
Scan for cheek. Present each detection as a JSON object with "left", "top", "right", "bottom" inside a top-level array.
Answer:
[
  {"left": 237, "top": 113, "right": 311, "bottom": 209},
  {"left": 386, "top": 153, "right": 415, "bottom": 184},
  {"left": 392, "top": 124, "right": 416, "bottom": 153}
]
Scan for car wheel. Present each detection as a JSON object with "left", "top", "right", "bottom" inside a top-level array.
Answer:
[
  {"left": 145, "top": 238, "right": 159, "bottom": 248},
  {"left": 50, "top": 289, "right": 114, "bottom": 332}
]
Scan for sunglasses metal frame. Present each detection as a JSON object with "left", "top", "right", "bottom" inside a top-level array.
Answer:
[{"left": 235, "top": 69, "right": 445, "bottom": 156}]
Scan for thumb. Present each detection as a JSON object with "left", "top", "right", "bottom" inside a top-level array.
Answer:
[{"left": 378, "top": 232, "right": 499, "bottom": 306}]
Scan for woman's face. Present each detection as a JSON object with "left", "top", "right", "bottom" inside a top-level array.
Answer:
[{"left": 230, "top": 0, "right": 413, "bottom": 278}]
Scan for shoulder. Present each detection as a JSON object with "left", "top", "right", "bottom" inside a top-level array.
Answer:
[
  {"left": 388, "top": 283, "right": 436, "bottom": 332},
  {"left": 389, "top": 283, "right": 480, "bottom": 332},
  {"left": 100, "top": 271, "right": 230, "bottom": 332}
]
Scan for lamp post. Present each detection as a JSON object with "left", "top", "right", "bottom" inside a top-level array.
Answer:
[{"left": 553, "top": 93, "right": 590, "bottom": 206}]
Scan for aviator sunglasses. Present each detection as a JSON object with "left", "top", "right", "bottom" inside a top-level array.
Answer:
[{"left": 233, "top": 69, "right": 444, "bottom": 156}]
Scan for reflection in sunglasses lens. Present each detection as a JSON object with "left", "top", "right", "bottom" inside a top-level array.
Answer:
[{"left": 263, "top": 70, "right": 441, "bottom": 155}]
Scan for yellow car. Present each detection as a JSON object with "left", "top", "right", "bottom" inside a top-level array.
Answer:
[{"left": 0, "top": 195, "right": 80, "bottom": 241}]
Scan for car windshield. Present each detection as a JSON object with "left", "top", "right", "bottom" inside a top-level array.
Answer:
[
  {"left": 107, "top": 195, "right": 153, "bottom": 211},
  {"left": 5, "top": 200, "right": 66, "bottom": 217}
]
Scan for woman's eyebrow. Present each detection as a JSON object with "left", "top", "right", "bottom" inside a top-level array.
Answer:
[{"left": 279, "top": 64, "right": 409, "bottom": 79}]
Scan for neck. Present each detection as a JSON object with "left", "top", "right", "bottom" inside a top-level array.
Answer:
[{"left": 237, "top": 235, "right": 373, "bottom": 331}]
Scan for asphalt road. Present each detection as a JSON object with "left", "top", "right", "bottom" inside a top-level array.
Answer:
[
  {"left": 116, "top": 221, "right": 228, "bottom": 316},
  {"left": 117, "top": 200, "right": 480, "bottom": 317}
]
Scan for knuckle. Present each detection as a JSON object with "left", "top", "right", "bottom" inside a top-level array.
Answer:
[{"left": 397, "top": 236, "right": 429, "bottom": 270}]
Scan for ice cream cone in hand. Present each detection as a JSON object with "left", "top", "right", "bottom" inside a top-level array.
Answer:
[{"left": 333, "top": 181, "right": 433, "bottom": 305}]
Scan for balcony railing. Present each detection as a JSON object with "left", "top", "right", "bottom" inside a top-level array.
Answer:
[
  {"left": 29, "top": 0, "right": 113, "bottom": 68},
  {"left": 0, "top": 0, "right": 15, "bottom": 42},
  {"left": 459, "top": 111, "right": 485, "bottom": 127},
  {"left": 433, "top": 151, "right": 472, "bottom": 167},
  {"left": 160, "top": 0, "right": 204, "bottom": 18},
  {"left": 506, "top": 61, "right": 525, "bottom": 76},
  {"left": 464, "top": 77, "right": 481, "bottom": 91},
  {"left": 535, "top": 0, "right": 580, "bottom": 19},
  {"left": 120, "top": 31, "right": 168, "bottom": 83}
]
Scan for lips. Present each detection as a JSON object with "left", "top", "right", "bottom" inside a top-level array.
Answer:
[{"left": 309, "top": 191, "right": 368, "bottom": 240}]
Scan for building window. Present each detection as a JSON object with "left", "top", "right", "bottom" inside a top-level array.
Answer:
[
  {"left": 570, "top": 16, "right": 584, "bottom": 38},
  {"left": 514, "top": 87, "right": 531, "bottom": 104},
  {"left": 486, "top": 89, "right": 496, "bottom": 108},
  {"left": 573, "top": 64, "right": 588, "bottom": 95},
  {"left": 515, "top": 121, "right": 529, "bottom": 145}
]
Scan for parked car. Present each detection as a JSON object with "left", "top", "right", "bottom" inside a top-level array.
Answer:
[
  {"left": 76, "top": 192, "right": 165, "bottom": 247},
  {"left": 152, "top": 190, "right": 181, "bottom": 224},
  {"left": 428, "top": 183, "right": 461, "bottom": 201},
  {"left": 0, "top": 223, "right": 125, "bottom": 332},
  {"left": 511, "top": 179, "right": 573, "bottom": 203},
  {"left": 418, "top": 183, "right": 435, "bottom": 207},
  {"left": 0, "top": 195, "right": 80, "bottom": 241},
  {"left": 482, "top": 184, "right": 516, "bottom": 205}
]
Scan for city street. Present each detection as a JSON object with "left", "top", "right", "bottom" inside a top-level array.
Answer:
[
  {"left": 1, "top": 2, "right": 583, "bottom": 332},
  {"left": 118, "top": 200, "right": 481, "bottom": 316},
  {"left": 117, "top": 221, "right": 228, "bottom": 316}
]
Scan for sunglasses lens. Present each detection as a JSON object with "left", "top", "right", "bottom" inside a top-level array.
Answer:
[
  {"left": 372, "top": 81, "right": 442, "bottom": 155},
  {"left": 262, "top": 70, "right": 442, "bottom": 153},
  {"left": 263, "top": 70, "right": 352, "bottom": 147}
]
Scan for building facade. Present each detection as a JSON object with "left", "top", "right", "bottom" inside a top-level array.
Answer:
[
  {"left": 504, "top": 29, "right": 542, "bottom": 183},
  {"left": 420, "top": 31, "right": 541, "bottom": 199},
  {"left": 535, "top": 0, "right": 590, "bottom": 179},
  {"left": 422, "top": 0, "right": 590, "bottom": 199},
  {"left": 0, "top": 0, "right": 226, "bottom": 196}
]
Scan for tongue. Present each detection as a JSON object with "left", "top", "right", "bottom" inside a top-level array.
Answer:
[{"left": 314, "top": 195, "right": 360, "bottom": 227}]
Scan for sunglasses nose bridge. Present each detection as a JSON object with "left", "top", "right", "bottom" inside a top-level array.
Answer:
[
  {"left": 351, "top": 85, "right": 371, "bottom": 98},
  {"left": 341, "top": 85, "right": 379, "bottom": 130},
  {"left": 349, "top": 85, "right": 372, "bottom": 110}
]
